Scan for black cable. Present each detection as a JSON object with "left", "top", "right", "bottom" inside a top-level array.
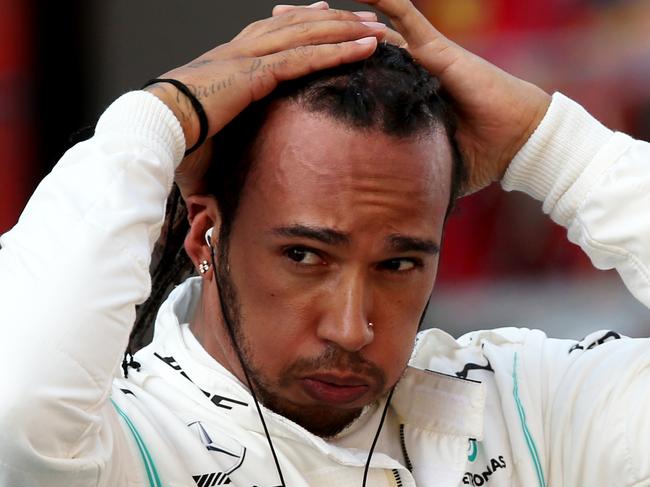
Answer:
[
  {"left": 209, "top": 244, "right": 286, "bottom": 487},
  {"left": 362, "top": 386, "right": 395, "bottom": 487}
]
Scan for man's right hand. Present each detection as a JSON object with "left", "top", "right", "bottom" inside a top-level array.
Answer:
[
  {"left": 145, "top": 3, "right": 386, "bottom": 198},
  {"left": 356, "top": 0, "right": 552, "bottom": 194}
]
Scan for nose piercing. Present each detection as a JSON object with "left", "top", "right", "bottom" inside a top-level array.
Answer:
[{"left": 199, "top": 260, "right": 210, "bottom": 274}]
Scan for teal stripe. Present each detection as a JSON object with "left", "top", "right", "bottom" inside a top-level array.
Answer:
[
  {"left": 111, "top": 399, "right": 163, "bottom": 487},
  {"left": 512, "top": 353, "right": 546, "bottom": 487},
  {"left": 468, "top": 439, "right": 478, "bottom": 462}
]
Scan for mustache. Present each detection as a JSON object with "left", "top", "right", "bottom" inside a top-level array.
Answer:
[{"left": 281, "top": 345, "right": 386, "bottom": 387}]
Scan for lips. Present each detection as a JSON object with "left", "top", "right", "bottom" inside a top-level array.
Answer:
[{"left": 301, "top": 374, "right": 370, "bottom": 405}]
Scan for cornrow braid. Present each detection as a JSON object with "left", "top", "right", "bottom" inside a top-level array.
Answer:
[{"left": 123, "top": 184, "right": 194, "bottom": 376}]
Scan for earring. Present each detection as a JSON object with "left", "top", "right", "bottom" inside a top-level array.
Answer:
[
  {"left": 368, "top": 322, "right": 374, "bottom": 328},
  {"left": 199, "top": 260, "right": 210, "bottom": 274}
]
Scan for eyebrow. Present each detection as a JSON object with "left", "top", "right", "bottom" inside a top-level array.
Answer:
[
  {"left": 270, "top": 224, "right": 350, "bottom": 246},
  {"left": 270, "top": 224, "right": 439, "bottom": 255},
  {"left": 387, "top": 234, "right": 440, "bottom": 255}
]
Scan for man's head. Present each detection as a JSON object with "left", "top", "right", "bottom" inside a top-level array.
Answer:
[
  {"left": 185, "top": 43, "right": 464, "bottom": 437},
  {"left": 209, "top": 43, "right": 464, "bottom": 240}
]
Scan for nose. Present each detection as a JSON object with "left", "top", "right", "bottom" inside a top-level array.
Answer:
[{"left": 316, "top": 271, "right": 374, "bottom": 352}]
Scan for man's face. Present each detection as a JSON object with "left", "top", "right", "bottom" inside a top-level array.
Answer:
[{"left": 218, "top": 102, "right": 452, "bottom": 437}]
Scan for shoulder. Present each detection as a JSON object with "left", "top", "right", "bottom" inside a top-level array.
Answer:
[
  {"left": 410, "top": 327, "right": 644, "bottom": 399},
  {"left": 410, "top": 327, "right": 547, "bottom": 376},
  {"left": 545, "top": 334, "right": 650, "bottom": 485}
]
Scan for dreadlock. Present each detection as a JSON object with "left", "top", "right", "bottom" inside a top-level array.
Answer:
[{"left": 122, "top": 184, "right": 193, "bottom": 375}]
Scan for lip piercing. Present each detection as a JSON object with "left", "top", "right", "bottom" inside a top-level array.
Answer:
[{"left": 199, "top": 260, "right": 210, "bottom": 274}]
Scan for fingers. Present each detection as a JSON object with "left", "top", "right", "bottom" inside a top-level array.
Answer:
[
  {"left": 237, "top": 7, "right": 375, "bottom": 42},
  {"left": 354, "top": 0, "right": 439, "bottom": 49},
  {"left": 226, "top": 7, "right": 385, "bottom": 60},
  {"left": 355, "top": 0, "right": 466, "bottom": 77},
  {"left": 382, "top": 27, "right": 407, "bottom": 48},
  {"left": 237, "top": 20, "right": 386, "bottom": 58},
  {"left": 272, "top": 3, "right": 378, "bottom": 22},
  {"left": 270, "top": 3, "right": 406, "bottom": 51},
  {"left": 247, "top": 37, "right": 378, "bottom": 102},
  {"left": 272, "top": 1, "right": 329, "bottom": 16}
]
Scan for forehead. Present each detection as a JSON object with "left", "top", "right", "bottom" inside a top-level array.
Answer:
[{"left": 238, "top": 103, "right": 453, "bottom": 237}]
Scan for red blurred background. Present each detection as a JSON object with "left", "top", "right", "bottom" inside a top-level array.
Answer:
[{"left": 0, "top": 0, "right": 35, "bottom": 233}]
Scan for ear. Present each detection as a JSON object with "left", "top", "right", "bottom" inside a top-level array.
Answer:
[{"left": 184, "top": 194, "right": 220, "bottom": 279}]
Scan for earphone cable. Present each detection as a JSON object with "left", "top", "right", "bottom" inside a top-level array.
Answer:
[
  {"left": 362, "top": 386, "right": 395, "bottom": 487},
  {"left": 209, "top": 248, "right": 287, "bottom": 487}
]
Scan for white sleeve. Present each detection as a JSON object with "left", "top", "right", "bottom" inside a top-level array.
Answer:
[
  {"left": 502, "top": 93, "right": 650, "bottom": 486},
  {"left": 502, "top": 92, "right": 650, "bottom": 308},
  {"left": 0, "top": 91, "right": 185, "bottom": 485}
]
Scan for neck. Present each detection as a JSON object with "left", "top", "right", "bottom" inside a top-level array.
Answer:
[{"left": 189, "top": 280, "right": 247, "bottom": 384}]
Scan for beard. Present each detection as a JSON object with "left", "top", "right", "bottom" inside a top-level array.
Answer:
[
  {"left": 214, "top": 238, "right": 388, "bottom": 438},
  {"left": 244, "top": 342, "right": 387, "bottom": 438}
]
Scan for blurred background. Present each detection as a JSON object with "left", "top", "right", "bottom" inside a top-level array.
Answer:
[{"left": 2, "top": 0, "right": 649, "bottom": 338}]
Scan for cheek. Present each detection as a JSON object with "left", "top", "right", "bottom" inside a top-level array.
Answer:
[
  {"left": 233, "top": 252, "right": 319, "bottom": 326},
  {"left": 228, "top": 230, "right": 339, "bottom": 334},
  {"left": 227, "top": 250, "right": 317, "bottom": 370},
  {"left": 368, "top": 264, "right": 438, "bottom": 383}
]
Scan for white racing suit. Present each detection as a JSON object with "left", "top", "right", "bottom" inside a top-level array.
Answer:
[{"left": 0, "top": 91, "right": 649, "bottom": 487}]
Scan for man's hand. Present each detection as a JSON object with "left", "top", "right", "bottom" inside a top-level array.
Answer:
[
  {"left": 275, "top": 1, "right": 551, "bottom": 195},
  {"left": 358, "top": 0, "right": 551, "bottom": 194},
  {"left": 146, "top": 3, "right": 386, "bottom": 197}
]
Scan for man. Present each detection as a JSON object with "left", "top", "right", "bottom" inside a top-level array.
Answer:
[{"left": 0, "top": 1, "right": 648, "bottom": 486}]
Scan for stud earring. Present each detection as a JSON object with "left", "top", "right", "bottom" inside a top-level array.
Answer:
[
  {"left": 368, "top": 322, "right": 374, "bottom": 328},
  {"left": 199, "top": 260, "right": 210, "bottom": 274}
]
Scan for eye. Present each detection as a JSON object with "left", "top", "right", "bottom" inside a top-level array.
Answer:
[
  {"left": 379, "top": 258, "right": 420, "bottom": 272},
  {"left": 284, "top": 247, "right": 324, "bottom": 266}
]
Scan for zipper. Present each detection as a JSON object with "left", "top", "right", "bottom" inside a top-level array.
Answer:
[
  {"left": 391, "top": 469, "right": 403, "bottom": 487},
  {"left": 399, "top": 424, "right": 413, "bottom": 472}
]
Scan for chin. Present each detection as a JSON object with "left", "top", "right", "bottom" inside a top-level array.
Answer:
[
  {"left": 252, "top": 382, "right": 364, "bottom": 437},
  {"left": 275, "top": 400, "right": 366, "bottom": 438}
]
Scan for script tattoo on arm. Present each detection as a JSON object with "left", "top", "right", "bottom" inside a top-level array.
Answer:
[
  {"left": 248, "top": 56, "right": 290, "bottom": 79},
  {"left": 186, "top": 75, "right": 237, "bottom": 102}
]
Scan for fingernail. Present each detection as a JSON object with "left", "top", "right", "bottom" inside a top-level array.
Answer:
[
  {"left": 355, "top": 36, "right": 377, "bottom": 45},
  {"left": 307, "top": 1, "right": 328, "bottom": 8},
  {"left": 362, "top": 21, "right": 386, "bottom": 29},
  {"left": 354, "top": 11, "right": 377, "bottom": 21}
]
